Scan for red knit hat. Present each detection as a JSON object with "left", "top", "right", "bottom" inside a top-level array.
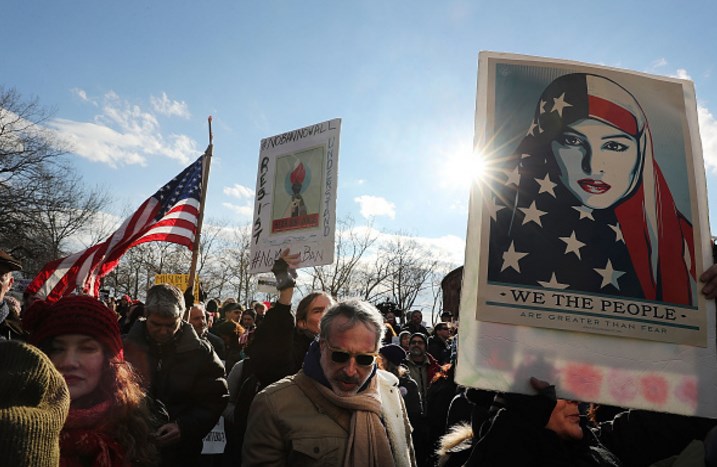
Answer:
[{"left": 24, "top": 295, "right": 123, "bottom": 359}]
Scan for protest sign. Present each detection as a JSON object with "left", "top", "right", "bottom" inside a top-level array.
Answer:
[
  {"left": 457, "top": 52, "right": 717, "bottom": 417},
  {"left": 249, "top": 119, "right": 341, "bottom": 273},
  {"left": 201, "top": 416, "right": 226, "bottom": 454},
  {"left": 154, "top": 273, "right": 200, "bottom": 298}
]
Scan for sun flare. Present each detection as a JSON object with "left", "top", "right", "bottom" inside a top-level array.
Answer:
[{"left": 441, "top": 149, "right": 486, "bottom": 189}]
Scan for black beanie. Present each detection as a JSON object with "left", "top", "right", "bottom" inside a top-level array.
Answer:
[{"left": 0, "top": 340, "right": 70, "bottom": 466}]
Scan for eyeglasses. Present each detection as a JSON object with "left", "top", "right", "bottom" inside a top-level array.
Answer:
[{"left": 324, "top": 341, "right": 377, "bottom": 366}]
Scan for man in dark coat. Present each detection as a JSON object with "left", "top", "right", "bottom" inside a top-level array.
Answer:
[
  {"left": 124, "top": 284, "right": 228, "bottom": 467},
  {"left": 401, "top": 310, "right": 430, "bottom": 336},
  {"left": 189, "top": 302, "right": 226, "bottom": 362},
  {"left": 427, "top": 322, "right": 452, "bottom": 365},
  {"left": 468, "top": 377, "right": 716, "bottom": 466}
]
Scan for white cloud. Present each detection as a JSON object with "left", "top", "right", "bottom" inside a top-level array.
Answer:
[
  {"left": 150, "top": 92, "right": 191, "bottom": 119},
  {"left": 699, "top": 103, "right": 717, "bottom": 172},
  {"left": 675, "top": 69, "right": 692, "bottom": 80},
  {"left": 49, "top": 119, "right": 146, "bottom": 167},
  {"left": 368, "top": 229, "right": 466, "bottom": 267},
  {"left": 224, "top": 184, "right": 255, "bottom": 199},
  {"left": 71, "top": 87, "right": 95, "bottom": 105},
  {"left": 222, "top": 202, "right": 254, "bottom": 218},
  {"left": 417, "top": 234, "right": 466, "bottom": 267},
  {"left": 47, "top": 90, "right": 199, "bottom": 167},
  {"left": 651, "top": 58, "right": 668, "bottom": 69},
  {"left": 354, "top": 195, "right": 396, "bottom": 219}
]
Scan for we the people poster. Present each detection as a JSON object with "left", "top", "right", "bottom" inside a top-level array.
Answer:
[
  {"left": 457, "top": 52, "right": 717, "bottom": 417},
  {"left": 249, "top": 119, "right": 340, "bottom": 274}
]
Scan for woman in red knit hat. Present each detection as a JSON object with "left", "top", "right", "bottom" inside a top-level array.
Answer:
[{"left": 25, "top": 295, "right": 159, "bottom": 467}]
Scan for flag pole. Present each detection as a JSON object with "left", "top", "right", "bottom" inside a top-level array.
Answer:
[{"left": 185, "top": 116, "right": 213, "bottom": 319}]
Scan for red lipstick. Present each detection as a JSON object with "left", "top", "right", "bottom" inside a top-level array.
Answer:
[{"left": 578, "top": 179, "right": 611, "bottom": 194}]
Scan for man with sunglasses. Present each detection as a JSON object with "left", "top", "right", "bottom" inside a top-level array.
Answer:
[{"left": 242, "top": 299, "right": 416, "bottom": 467}]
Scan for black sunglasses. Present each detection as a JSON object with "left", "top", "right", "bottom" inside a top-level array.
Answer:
[{"left": 324, "top": 341, "right": 377, "bottom": 366}]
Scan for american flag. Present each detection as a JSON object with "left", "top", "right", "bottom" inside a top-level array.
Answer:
[{"left": 26, "top": 153, "right": 205, "bottom": 302}]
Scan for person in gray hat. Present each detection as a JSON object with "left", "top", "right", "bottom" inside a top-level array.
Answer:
[{"left": 0, "top": 251, "right": 22, "bottom": 340}]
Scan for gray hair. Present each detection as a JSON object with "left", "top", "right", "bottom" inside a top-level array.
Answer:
[
  {"left": 319, "top": 299, "right": 384, "bottom": 349},
  {"left": 145, "top": 284, "right": 185, "bottom": 319}
]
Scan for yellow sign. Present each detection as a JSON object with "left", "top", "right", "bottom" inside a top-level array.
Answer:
[{"left": 154, "top": 273, "right": 200, "bottom": 299}]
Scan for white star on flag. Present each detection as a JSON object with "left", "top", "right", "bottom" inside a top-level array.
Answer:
[
  {"left": 487, "top": 196, "right": 505, "bottom": 221},
  {"left": 537, "top": 272, "right": 570, "bottom": 290},
  {"left": 504, "top": 165, "right": 521, "bottom": 187},
  {"left": 527, "top": 119, "right": 538, "bottom": 136},
  {"left": 560, "top": 231, "right": 586, "bottom": 259},
  {"left": 501, "top": 241, "right": 529, "bottom": 273},
  {"left": 594, "top": 259, "right": 626, "bottom": 290},
  {"left": 535, "top": 174, "right": 557, "bottom": 197},
  {"left": 551, "top": 92, "right": 573, "bottom": 117},
  {"left": 572, "top": 205, "right": 595, "bottom": 221},
  {"left": 539, "top": 100, "right": 547, "bottom": 114},
  {"left": 609, "top": 223, "right": 625, "bottom": 243},
  {"left": 519, "top": 201, "right": 547, "bottom": 227}
]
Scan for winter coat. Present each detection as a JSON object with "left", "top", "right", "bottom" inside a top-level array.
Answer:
[
  {"left": 204, "top": 330, "right": 226, "bottom": 362},
  {"left": 242, "top": 369, "right": 416, "bottom": 467},
  {"left": 247, "top": 302, "right": 314, "bottom": 386},
  {"left": 399, "top": 372, "right": 423, "bottom": 420},
  {"left": 427, "top": 335, "right": 451, "bottom": 365},
  {"left": 468, "top": 391, "right": 716, "bottom": 467},
  {"left": 124, "top": 320, "right": 228, "bottom": 467},
  {"left": 403, "top": 353, "right": 440, "bottom": 413}
]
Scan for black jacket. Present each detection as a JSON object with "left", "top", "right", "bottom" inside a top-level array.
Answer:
[
  {"left": 427, "top": 335, "right": 451, "bottom": 364},
  {"left": 124, "top": 320, "right": 228, "bottom": 467},
  {"left": 204, "top": 329, "right": 226, "bottom": 362},
  {"left": 469, "top": 391, "right": 716, "bottom": 467},
  {"left": 246, "top": 302, "right": 314, "bottom": 387}
]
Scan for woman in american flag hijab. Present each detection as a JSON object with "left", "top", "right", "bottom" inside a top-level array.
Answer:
[{"left": 488, "top": 73, "right": 696, "bottom": 306}]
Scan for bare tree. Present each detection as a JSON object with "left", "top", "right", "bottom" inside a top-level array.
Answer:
[
  {"left": 352, "top": 251, "right": 392, "bottom": 302},
  {"left": 104, "top": 243, "right": 154, "bottom": 300},
  {"left": 379, "top": 233, "right": 439, "bottom": 312},
  {"left": 0, "top": 86, "right": 110, "bottom": 273},
  {"left": 306, "top": 216, "right": 378, "bottom": 298},
  {"left": 0, "top": 87, "right": 66, "bottom": 180},
  {"left": 426, "top": 262, "right": 454, "bottom": 324},
  {"left": 222, "top": 223, "right": 258, "bottom": 304},
  {"left": 191, "top": 222, "right": 253, "bottom": 302},
  {"left": 28, "top": 168, "right": 110, "bottom": 258}
]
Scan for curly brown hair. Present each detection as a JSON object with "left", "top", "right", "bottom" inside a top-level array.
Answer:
[
  {"left": 99, "top": 356, "right": 159, "bottom": 466},
  {"left": 40, "top": 336, "right": 159, "bottom": 467}
]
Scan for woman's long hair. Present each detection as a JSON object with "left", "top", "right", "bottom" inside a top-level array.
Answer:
[
  {"left": 378, "top": 355, "right": 408, "bottom": 379},
  {"left": 99, "top": 356, "right": 159, "bottom": 466}
]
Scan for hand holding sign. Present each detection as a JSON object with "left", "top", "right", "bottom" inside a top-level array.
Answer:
[
  {"left": 273, "top": 248, "right": 300, "bottom": 305},
  {"left": 271, "top": 250, "right": 299, "bottom": 291},
  {"left": 700, "top": 262, "right": 717, "bottom": 299}
]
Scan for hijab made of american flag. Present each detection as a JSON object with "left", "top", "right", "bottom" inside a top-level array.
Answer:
[{"left": 488, "top": 73, "right": 695, "bottom": 305}]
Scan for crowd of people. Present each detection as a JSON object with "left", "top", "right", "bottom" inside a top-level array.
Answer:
[{"left": 2, "top": 246, "right": 717, "bottom": 466}]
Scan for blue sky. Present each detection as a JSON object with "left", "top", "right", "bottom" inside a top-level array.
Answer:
[{"left": 4, "top": 1, "right": 717, "bottom": 267}]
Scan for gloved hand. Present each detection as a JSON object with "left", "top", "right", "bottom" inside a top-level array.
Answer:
[{"left": 272, "top": 249, "right": 299, "bottom": 291}]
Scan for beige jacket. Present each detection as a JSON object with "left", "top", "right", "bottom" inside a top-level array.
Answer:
[{"left": 242, "top": 369, "right": 416, "bottom": 467}]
